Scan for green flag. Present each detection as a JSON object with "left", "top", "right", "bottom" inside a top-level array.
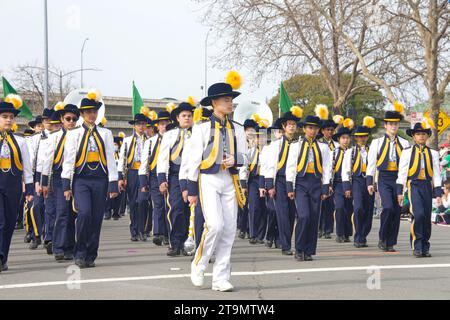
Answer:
[
  {"left": 279, "top": 81, "right": 293, "bottom": 114},
  {"left": 2, "top": 76, "right": 33, "bottom": 120},
  {"left": 132, "top": 81, "right": 144, "bottom": 116}
]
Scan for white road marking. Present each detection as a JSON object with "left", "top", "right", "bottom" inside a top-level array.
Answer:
[{"left": 1, "top": 263, "right": 449, "bottom": 290}]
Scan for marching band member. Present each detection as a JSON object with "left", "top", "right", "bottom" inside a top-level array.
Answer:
[
  {"left": 109, "top": 132, "right": 125, "bottom": 221},
  {"left": 0, "top": 94, "right": 34, "bottom": 272},
  {"left": 139, "top": 109, "right": 171, "bottom": 246},
  {"left": 28, "top": 115, "right": 44, "bottom": 133},
  {"left": 342, "top": 116, "right": 376, "bottom": 248},
  {"left": 286, "top": 112, "right": 332, "bottom": 261},
  {"left": 118, "top": 110, "right": 148, "bottom": 241},
  {"left": 317, "top": 107, "right": 340, "bottom": 239},
  {"left": 265, "top": 106, "right": 302, "bottom": 256},
  {"left": 41, "top": 103, "right": 79, "bottom": 261},
  {"left": 157, "top": 102, "right": 195, "bottom": 256},
  {"left": 331, "top": 118, "right": 354, "bottom": 243},
  {"left": 188, "top": 79, "right": 247, "bottom": 292},
  {"left": 366, "top": 102, "right": 409, "bottom": 252},
  {"left": 396, "top": 118, "right": 442, "bottom": 257},
  {"left": 61, "top": 90, "right": 119, "bottom": 268}
]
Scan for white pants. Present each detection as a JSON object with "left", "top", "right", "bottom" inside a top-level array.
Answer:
[{"left": 191, "top": 170, "right": 238, "bottom": 282}]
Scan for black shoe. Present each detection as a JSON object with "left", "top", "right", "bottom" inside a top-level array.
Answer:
[
  {"left": 75, "top": 259, "right": 86, "bottom": 269},
  {"left": 275, "top": 243, "right": 282, "bottom": 249},
  {"left": 29, "top": 237, "right": 41, "bottom": 250},
  {"left": 167, "top": 247, "right": 181, "bottom": 257},
  {"left": 295, "top": 252, "right": 305, "bottom": 261},
  {"left": 238, "top": 231, "right": 245, "bottom": 239},
  {"left": 378, "top": 240, "right": 387, "bottom": 251},
  {"left": 153, "top": 235, "right": 163, "bottom": 246},
  {"left": 335, "top": 236, "right": 344, "bottom": 243},
  {"left": 24, "top": 233, "right": 32, "bottom": 243},
  {"left": 354, "top": 242, "right": 362, "bottom": 248},
  {"left": 130, "top": 236, "right": 138, "bottom": 242},
  {"left": 163, "top": 236, "right": 170, "bottom": 245},
  {"left": 304, "top": 255, "right": 313, "bottom": 261},
  {"left": 85, "top": 261, "right": 96, "bottom": 268},
  {"left": 422, "top": 251, "right": 432, "bottom": 258},
  {"left": 112, "top": 215, "right": 120, "bottom": 221},
  {"left": 386, "top": 246, "right": 396, "bottom": 252},
  {"left": 344, "top": 237, "right": 351, "bottom": 243},
  {"left": 256, "top": 239, "right": 265, "bottom": 244},
  {"left": 54, "top": 254, "right": 65, "bottom": 262},
  {"left": 104, "top": 215, "right": 111, "bottom": 220},
  {"left": 45, "top": 242, "right": 53, "bottom": 255},
  {"left": 249, "top": 238, "right": 257, "bottom": 244},
  {"left": 64, "top": 255, "right": 74, "bottom": 261},
  {"left": 318, "top": 231, "right": 323, "bottom": 238},
  {"left": 413, "top": 250, "right": 423, "bottom": 257},
  {"left": 1, "top": 263, "right": 8, "bottom": 272},
  {"left": 265, "top": 241, "right": 273, "bottom": 248},
  {"left": 282, "top": 250, "right": 293, "bottom": 256},
  {"left": 324, "top": 233, "right": 332, "bottom": 239}
]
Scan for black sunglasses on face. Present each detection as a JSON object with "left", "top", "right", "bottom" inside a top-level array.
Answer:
[{"left": 64, "top": 117, "right": 78, "bottom": 122}]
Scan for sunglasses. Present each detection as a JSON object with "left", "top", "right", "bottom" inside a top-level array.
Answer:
[{"left": 64, "top": 117, "right": 78, "bottom": 122}]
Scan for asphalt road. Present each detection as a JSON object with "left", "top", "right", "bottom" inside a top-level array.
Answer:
[{"left": 1, "top": 215, "right": 449, "bottom": 300}]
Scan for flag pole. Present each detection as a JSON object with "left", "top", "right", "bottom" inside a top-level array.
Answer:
[{"left": 43, "top": 0, "right": 49, "bottom": 109}]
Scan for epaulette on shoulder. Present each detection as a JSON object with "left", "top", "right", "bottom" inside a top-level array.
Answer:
[{"left": 69, "top": 125, "right": 80, "bottom": 131}]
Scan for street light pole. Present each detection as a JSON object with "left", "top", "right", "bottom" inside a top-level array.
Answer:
[
  {"left": 204, "top": 28, "right": 212, "bottom": 97},
  {"left": 81, "top": 37, "right": 89, "bottom": 88},
  {"left": 43, "top": 0, "right": 49, "bottom": 109}
]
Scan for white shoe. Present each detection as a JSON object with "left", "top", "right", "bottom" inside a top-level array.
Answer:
[
  {"left": 212, "top": 280, "right": 234, "bottom": 292},
  {"left": 191, "top": 267, "right": 204, "bottom": 287}
]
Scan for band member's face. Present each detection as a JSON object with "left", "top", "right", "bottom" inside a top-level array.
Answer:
[
  {"left": 355, "top": 136, "right": 369, "bottom": 145},
  {"left": 0, "top": 112, "right": 14, "bottom": 131},
  {"left": 146, "top": 126, "right": 156, "bottom": 137},
  {"left": 384, "top": 121, "right": 399, "bottom": 136},
  {"left": 158, "top": 120, "right": 169, "bottom": 134},
  {"left": 134, "top": 122, "right": 147, "bottom": 135},
  {"left": 177, "top": 111, "right": 193, "bottom": 129},
  {"left": 49, "top": 123, "right": 61, "bottom": 132},
  {"left": 413, "top": 132, "right": 429, "bottom": 145},
  {"left": 321, "top": 127, "right": 334, "bottom": 139},
  {"left": 61, "top": 112, "right": 78, "bottom": 130},
  {"left": 245, "top": 127, "right": 256, "bottom": 140},
  {"left": 273, "top": 129, "right": 283, "bottom": 139},
  {"left": 212, "top": 96, "right": 233, "bottom": 115},
  {"left": 81, "top": 109, "right": 98, "bottom": 125},
  {"left": 338, "top": 134, "right": 351, "bottom": 148},
  {"left": 42, "top": 118, "right": 52, "bottom": 131},
  {"left": 303, "top": 125, "right": 319, "bottom": 139},
  {"left": 34, "top": 123, "right": 44, "bottom": 132},
  {"left": 283, "top": 120, "right": 297, "bottom": 135}
]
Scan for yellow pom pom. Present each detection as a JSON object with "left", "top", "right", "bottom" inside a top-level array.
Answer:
[
  {"left": 166, "top": 103, "right": 176, "bottom": 113},
  {"left": 315, "top": 104, "right": 329, "bottom": 120},
  {"left": 101, "top": 117, "right": 107, "bottom": 126},
  {"left": 225, "top": 70, "right": 242, "bottom": 90},
  {"left": 148, "top": 110, "right": 157, "bottom": 121},
  {"left": 4, "top": 94, "right": 23, "bottom": 110},
  {"left": 363, "top": 116, "right": 376, "bottom": 129},
  {"left": 343, "top": 118, "right": 355, "bottom": 130},
  {"left": 87, "top": 89, "right": 102, "bottom": 102},
  {"left": 193, "top": 107, "right": 203, "bottom": 123},
  {"left": 290, "top": 106, "right": 303, "bottom": 119},
  {"left": 251, "top": 113, "right": 261, "bottom": 123},
  {"left": 187, "top": 96, "right": 197, "bottom": 107},
  {"left": 421, "top": 117, "right": 435, "bottom": 130},
  {"left": 140, "top": 106, "right": 150, "bottom": 118},
  {"left": 54, "top": 101, "right": 65, "bottom": 111},
  {"left": 333, "top": 115, "right": 344, "bottom": 125},
  {"left": 258, "top": 118, "right": 270, "bottom": 129},
  {"left": 11, "top": 122, "right": 18, "bottom": 132},
  {"left": 393, "top": 101, "right": 404, "bottom": 115},
  {"left": 118, "top": 131, "right": 126, "bottom": 138}
]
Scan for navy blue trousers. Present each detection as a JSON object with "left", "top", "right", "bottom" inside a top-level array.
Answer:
[
  {"left": 334, "top": 181, "right": 353, "bottom": 238},
  {"left": 265, "top": 196, "right": 279, "bottom": 243},
  {"left": 352, "top": 176, "right": 374, "bottom": 244},
  {"left": 319, "top": 195, "right": 334, "bottom": 234},
  {"left": 248, "top": 176, "right": 267, "bottom": 240},
  {"left": 237, "top": 201, "right": 249, "bottom": 233},
  {"left": 144, "top": 192, "right": 153, "bottom": 234},
  {"left": 0, "top": 172, "right": 22, "bottom": 265},
  {"left": 150, "top": 171, "right": 167, "bottom": 236},
  {"left": 194, "top": 202, "right": 205, "bottom": 248},
  {"left": 408, "top": 180, "right": 433, "bottom": 253},
  {"left": 73, "top": 175, "right": 108, "bottom": 262},
  {"left": 30, "top": 191, "right": 44, "bottom": 240},
  {"left": 378, "top": 171, "right": 401, "bottom": 247},
  {"left": 294, "top": 174, "right": 322, "bottom": 255},
  {"left": 167, "top": 173, "right": 189, "bottom": 250},
  {"left": 126, "top": 169, "right": 142, "bottom": 237},
  {"left": 52, "top": 174, "right": 75, "bottom": 256},
  {"left": 44, "top": 185, "right": 57, "bottom": 242},
  {"left": 274, "top": 175, "right": 295, "bottom": 251},
  {"left": 137, "top": 190, "right": 149, "bottom": 235}
]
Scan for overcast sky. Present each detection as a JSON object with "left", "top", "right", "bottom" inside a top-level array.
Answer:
[{"left": 1, "top": 0, "right": 277, "bottom": 104}]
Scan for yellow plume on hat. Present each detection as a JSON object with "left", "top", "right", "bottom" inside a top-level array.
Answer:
[
  {"left": 193, "top": 107, "right": 203, "bottom": 123},
  {"left": 315, "top": 104, "right": 329, "bottom": 120},
  {"left": 148, "top": 110, "right": 157, "bottom": 121},
  {"left": 251, "top": 113, "right": 261, "bottom": 123},
  {"left": 11, "top": 122, "right": 18, "bottom": 132},
  {"left": 363, "top": 116, "right": 376, "bottom": 129},
  {"left": 187, "top": 96, "right": 197, "bottom": 107},
  {"left": 4, "top": 94, "right": 23, "bottom": 110},
  {"left": 290, "top": 106, "right": 303, "bottom": 119},
  {"left": 118, "top": 131, "right": 126, "bottom": 138},
  {"left": 333, "top": 115, "right": 344, "bottom": 125},
  {"left": 87, "top": 89, "right": 102, "bottom": 102},
  {"left": 258, "top": 118, "right": 270, "bottom": 129},
  {"left": 54, "top": 101, "right": 65, "bottom": 111},
  {"left": 421, "top": 117, "right": 435, "bottom": 130},
  {"left": 343, "top": 118, "right": 355, "bottom": 130},
  {"left": 140, "top": 106, "right": 150, "bottom": 118},
  {"left": 225, "top": 70, "right": 242, "bottom": 90},
  {"left": 166, "top": 103, "right": 176, "bottom": 113},
  {"left": 100, "top": 117, "right": 107, "bottom": 126},
  {"left": 393, "top": 101, "right": 404, "bottom": 115}
]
